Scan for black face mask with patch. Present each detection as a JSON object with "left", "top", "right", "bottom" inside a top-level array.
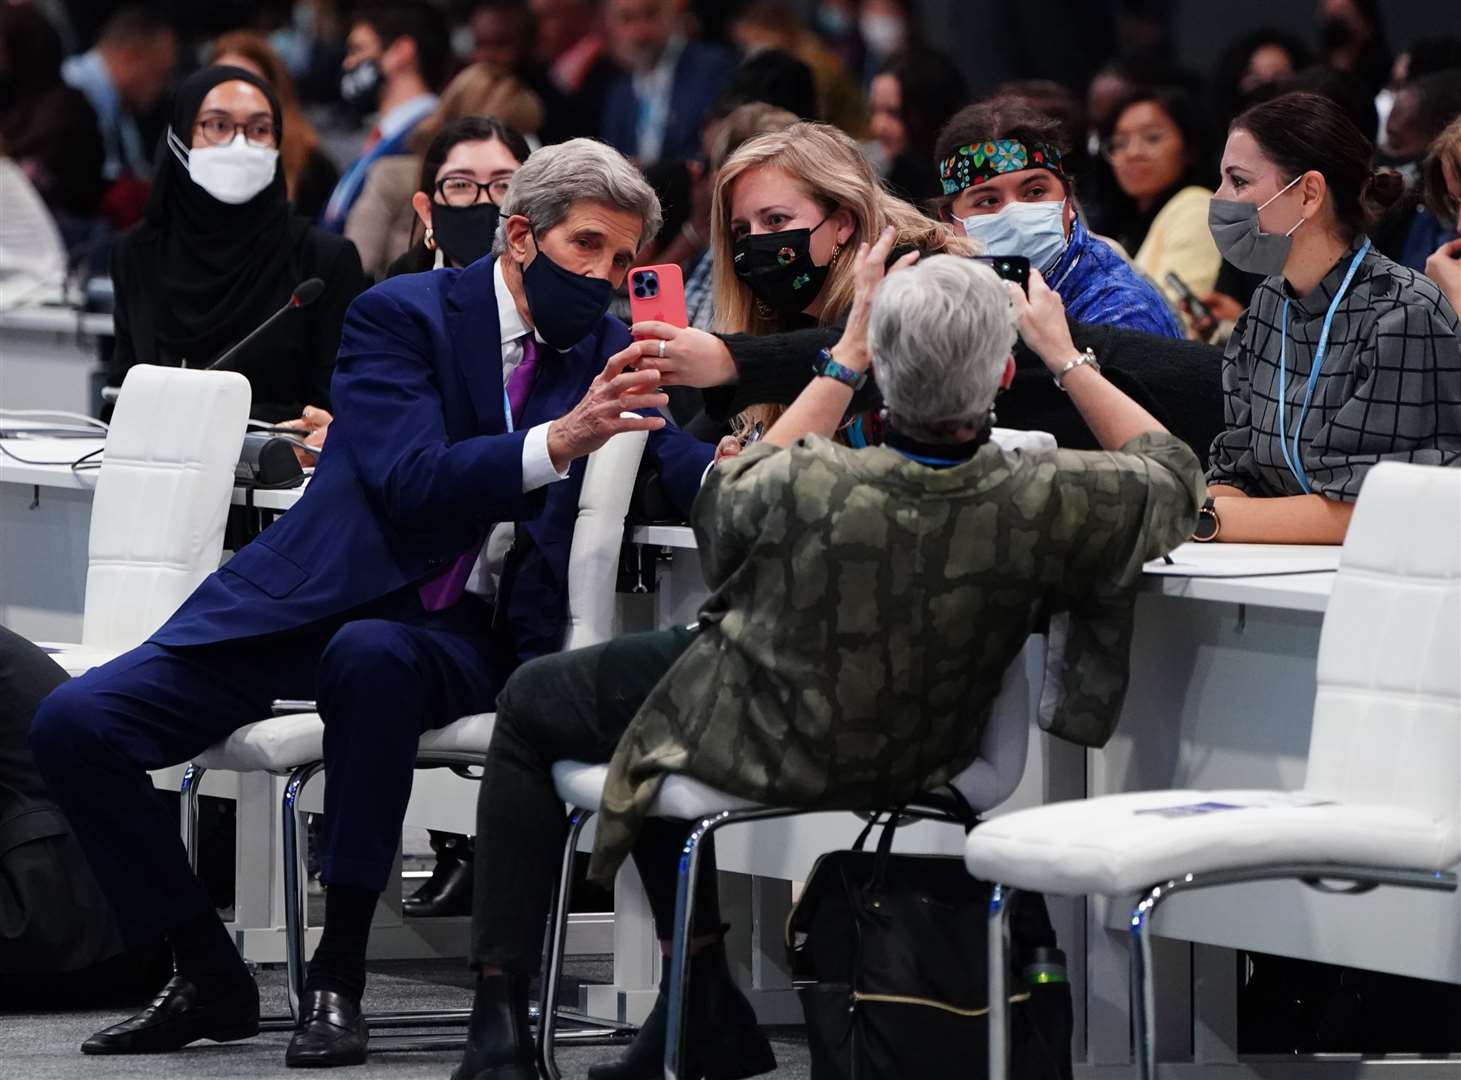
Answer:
[{"left": 732, "top": 215, "right": 833, "bottom": 315}]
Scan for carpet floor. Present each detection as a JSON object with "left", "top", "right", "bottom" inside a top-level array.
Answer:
[{"left": 0, "top": 956, "right": 813, "bottom": 1080}]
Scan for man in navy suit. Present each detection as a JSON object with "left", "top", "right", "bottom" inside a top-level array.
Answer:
[
  {"left": 30, "top": 138, "right": 715, "bottom": 1069},
  {"left": 598, "top": 0, "right": 735, "bottom": 166}
]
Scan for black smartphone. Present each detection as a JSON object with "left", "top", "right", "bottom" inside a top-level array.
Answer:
[
  {"left": 1165, "top": 271, "right": 1213, "bottom": 325},
  {"left": 972, "top": 254, "right": 1030, "bottom": 294}
]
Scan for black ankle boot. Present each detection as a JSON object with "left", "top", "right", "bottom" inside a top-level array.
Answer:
[
  {"left": 451, "top": 973, "right": 535, "bottom": 1080},
  {"left": 588, "top": 927, "right": 775, "bottom": 1080}
]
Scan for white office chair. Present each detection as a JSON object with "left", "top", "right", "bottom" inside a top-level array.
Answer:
[
  {"left": 537, "top": 640, "right": 1038, "bottom": 1080},
  {"left": 965, "top": 461, "right": 1461, "bottom": 1080},
  {"left": 178, "top": 429, "right": 651, "bottom": 1033},
  {"left": 37, "top": 364, "right": 251, "bottom": 674}
]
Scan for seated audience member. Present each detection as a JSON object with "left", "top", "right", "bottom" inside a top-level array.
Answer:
[
  {"left": 61, "top": 6, "right": 177, "bottom": 228},
  {"left": 1314, "top": 0, "right": 1391, "bottom": 97},
  {"left": 0, "top": 5, "right": 105, "bottom": 246},
  {"left": 728, "top": 0, "right": 868, "bottom": 136},
  {"left": 935, "top": 98, "right": 1184, "bottom": 338},
  {"left": 207, "top": 31, "right": 341, "bottom": 222},
  {"left": 1100, "top": 85, "right": 1222, "bottom": 331},
  {"left": 1203, "top": 92, "right": 1461, "bottom": 543},
  {"left": 351, "top": 64, "right": 542, "bottom": 279},
  {"left": 106, "top": 67, "right": 367, "bottom": 425},
  {"left": 1372, "top": 70, "right": 1461, "bottom": 271},
  {"left": 1209, "top": 27, "right": 1312, "bottom": 131},
  {"left": 452, "top": 232, "right": 1203, "bottom": 1080},
  {"left": 324, "top": 1, "right": 450, "bottom": 232},
  {"left": 627, "top": 120, "right": 971, "bottom": 441},
  {"left": 30, "top": 137, "right": 714, "bottom": 1069},
  {"left": 1422, "top": 116, "right": 1461, "bottom": 313},
  {"left": 387, "top": 115, "right": 530, "bottom": 279},
  {"left": 599, "top": 0, "right": 735, "bottom": 166},
  {"left": 867, "top": 46, "right": 969, "bottom": 206}
]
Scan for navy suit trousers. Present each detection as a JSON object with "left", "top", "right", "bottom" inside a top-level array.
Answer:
[{"left": 29, "top": 590, "right": 502, "bottom": 948}]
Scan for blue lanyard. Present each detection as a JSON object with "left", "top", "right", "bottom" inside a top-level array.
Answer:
[
  {"left": 846, "top": 416, "right": 868, "bottom": 449},
  {"left": 1276, "top": 238, "right": 1371, "bottom": 494}
]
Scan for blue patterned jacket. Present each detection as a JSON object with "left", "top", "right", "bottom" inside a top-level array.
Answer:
[{"left": 1049, "top": 217, "right": 1183, "bottom": 339}]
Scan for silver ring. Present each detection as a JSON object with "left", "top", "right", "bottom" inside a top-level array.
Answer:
[{"left": 657, "top": 339, "right": 667, "bottom": 359}]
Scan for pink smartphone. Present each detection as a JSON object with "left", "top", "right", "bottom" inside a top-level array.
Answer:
[{"left": 628, "top": 263, "right": 688, "bottom": 330}]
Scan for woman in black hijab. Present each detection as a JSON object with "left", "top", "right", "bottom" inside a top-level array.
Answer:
[{"left": 107, "top": 66, "right": 368, "bottom": 422}]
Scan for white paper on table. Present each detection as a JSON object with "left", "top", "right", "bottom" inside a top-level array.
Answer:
[{"left": 1144, "top": 542, "right": 1341, "bottom": 578}]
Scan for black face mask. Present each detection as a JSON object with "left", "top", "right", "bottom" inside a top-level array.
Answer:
[
  {"left": 432, "top": 201, "right": 500, "bottom": 268},
  {"left": 520, "top": 238, "right": 615, "bottom": 350},
  {"left": 732, "top": 215, "right": 833, "bottom": 315},
  {"left": 340, "top": 58, "right": 382, "bottom": 115}
]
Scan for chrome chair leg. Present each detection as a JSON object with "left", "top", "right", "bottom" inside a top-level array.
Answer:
[
  {"left": 1129, "top": 883, "right": 1164, "bottom": 1080},
  {"left": 179, "top": 764, "right": 207, "bottom": 874},
  {"left": 281, "top": 761, "right": 325, "bottom": 1023},
  {"left": 987, "top": 882, "right": 1017, "bottom": 1080},
  {"left": 538, "top": 808, "right": 594, "bottom": 1080},
  {"left": 664, "top": 810, "right": 724, "bottom": 1080}
]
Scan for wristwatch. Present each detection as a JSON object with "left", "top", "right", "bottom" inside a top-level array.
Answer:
[
  {"left": 1191, "top": 497, "right": 1220, "bottom": 542},
  {"left": 813, "top": 348, "right": 868, "bottom": 391}
]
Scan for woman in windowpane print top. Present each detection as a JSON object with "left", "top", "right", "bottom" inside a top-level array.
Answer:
[{"left": 1203, "top": 92, "right": 1461, "bottom": 544}]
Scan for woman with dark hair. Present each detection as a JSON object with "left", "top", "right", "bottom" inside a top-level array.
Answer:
[
  {"left": 867, "top": 46, "right": 967, "bottom": 206},
  {"left": 385, "top": 115, "right": 530, "bottom": 278},
  {"left": 1100, "top": 85, "right": 1220, "bottom": 331},
  {"left": 107, "top": 66, "right": 368, "bottom": 423},
  {"left": 1203, "top": 91, "right": 1460, "bottom": 543},
  {"left": 934, "top": 96, "right": 1182, "bottom": 337},
  {"left": 0, "top": 4, "right": 105, "bottom": 241},
  {"left": 1209, "top": 27, "right": 1313, "bottom": 131}
]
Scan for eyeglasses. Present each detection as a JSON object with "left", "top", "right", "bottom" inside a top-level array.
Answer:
[
  {"left": 436, "top": 175, "right": 511, "bottom": 208},
  {"left": 1102, "top": 129, "right": 1174, "bottom": 160},
  {"left": 194, "top": 116, "right": 277, "bottom": 147}
]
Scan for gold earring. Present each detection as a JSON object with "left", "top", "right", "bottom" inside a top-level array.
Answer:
[
  {"left": 829, "top": 243, "right": 842, "bottom": 266},
  {"left": 425, "top": 228, "right": 436, "bottom": 251}
]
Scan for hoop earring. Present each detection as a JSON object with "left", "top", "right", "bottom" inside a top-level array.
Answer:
[{"left": 425, "top": 228, "right": 436, "bottom": 251}]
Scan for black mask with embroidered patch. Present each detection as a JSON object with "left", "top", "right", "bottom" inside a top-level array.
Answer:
[{"left": 732, "top": 215, "right": 833, "bottom": 315}]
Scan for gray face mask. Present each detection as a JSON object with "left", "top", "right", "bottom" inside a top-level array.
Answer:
[{"left": 1207, "top": 174, "right": 1306, "bottom": 276}]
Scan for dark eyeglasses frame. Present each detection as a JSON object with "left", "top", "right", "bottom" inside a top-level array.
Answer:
[{"left": 434, "top": 176, "right": 511, "bottom": 207}]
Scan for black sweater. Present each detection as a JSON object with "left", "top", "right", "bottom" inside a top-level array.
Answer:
[
  {"left": 107, "top": 219, "right": 368, "bottom": 422},
  {"left": 707, "top": 321, "right": 1225, "bottom": 466}
]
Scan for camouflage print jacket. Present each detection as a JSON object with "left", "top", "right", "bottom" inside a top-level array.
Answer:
[{"left": 588, "top": 431, "right": 1205, "bottom": 882}]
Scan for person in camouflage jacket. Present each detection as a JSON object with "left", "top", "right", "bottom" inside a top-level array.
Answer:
[{"left": 454, "top": 230, "right": 1203, "bottom": 1080}]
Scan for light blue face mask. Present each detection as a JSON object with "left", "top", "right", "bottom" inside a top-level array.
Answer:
[{"left": 957, "top": 199, "right": 1069, "bottom": 276}]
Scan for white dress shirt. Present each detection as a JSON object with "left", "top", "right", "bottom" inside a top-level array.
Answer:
[{"left": 464, "top": 260, "right": 571, "bottom": 601}]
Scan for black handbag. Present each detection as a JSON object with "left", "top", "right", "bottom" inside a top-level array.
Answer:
[{"left": 787, "top": 807, "right": 1073, "bottom": 1080}]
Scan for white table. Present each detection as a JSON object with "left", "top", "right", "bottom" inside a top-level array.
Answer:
[
  {"left": 0, "top": 304, "right": 114, "bottom": 417},
  {"left": 626, "top": 527, "right": 1458, "bottom": 1076}
]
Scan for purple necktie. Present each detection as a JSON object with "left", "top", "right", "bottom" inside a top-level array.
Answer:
[
  {"left": 504, "top": 333, "right": 539, "bottom": 427},
  {"left": 418, "top": 334, "right": 540, "bottom": 612}
]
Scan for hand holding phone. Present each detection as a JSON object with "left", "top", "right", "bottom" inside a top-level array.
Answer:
[
  {"left": 1165, "top": 271, "right": 1213, "bottom": 326},
  {"left": 973, "top": 254, "right": 1031, "bottom": 294}
]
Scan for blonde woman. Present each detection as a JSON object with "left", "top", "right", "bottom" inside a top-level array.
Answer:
[
  {"left": 624, "top": 121, "right": 971, "bottom": 439},
  {"left": 344, "top": 62, "right": 544, "bottom": 278}
]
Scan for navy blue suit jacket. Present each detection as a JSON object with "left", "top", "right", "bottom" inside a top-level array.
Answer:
[
  {"left": 153, "top": 256, "right": 713, "bottom": 657},
  {"left": 600, "top": 41, "right": 735, "bottom": 164}
]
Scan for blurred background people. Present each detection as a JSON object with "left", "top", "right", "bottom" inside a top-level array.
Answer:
[
  {"left": 0, "top": 4, "right": 105, "bottom": 251},
  {"left": 347, "top": 63, "right": 541, "bottom": 279},
  {"left": 1099, "top": 85, "right": 1221, "bottom": 331},
  {"left": 1422, "top": 116, "right": 1461, "bottom": 314},
  {"left": 728, "top": 0, "right": 866, "bottom": 136},
  {"left": 107, "top": 66, "right": 367, "bottom": 422},
  {"left": 600, "top": 0, "right": 734, "bottom": 166},
  {"left": 322, "top": 1, "right": 450, "bottom": 232},
  {"left": 1210, "top": 27, "right": 1313, "bottom": 132},
  {"left": 867, "top": 46, "right": 968, "bottom": 206},
  {"left": 208, "top": 30, "right": 341, "bottom": 221},
  {"left": 527, "top": 0, "right": 623, "bottom": 139},
  {"left": 61, "top": 5, "right": 178, "bottom": 228}
]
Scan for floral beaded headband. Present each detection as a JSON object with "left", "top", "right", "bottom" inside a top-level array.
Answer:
[{"left": 938, "top": 139, "right": 1066, "bottom": 196}]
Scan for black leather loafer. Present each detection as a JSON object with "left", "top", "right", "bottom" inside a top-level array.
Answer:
[
  {"left": 81, "top": 975, "right": 260, "bottom": 1055},
  {"left": 285, "top": 989, "right": 369, "bottom": 1068}
]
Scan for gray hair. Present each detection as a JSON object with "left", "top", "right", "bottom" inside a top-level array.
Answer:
[
  {"left": 868, "top": 255, "right": 1017, "bottom": 441},
  {"left": 492, "top": 138, "right": 662, "bottom": 254}
]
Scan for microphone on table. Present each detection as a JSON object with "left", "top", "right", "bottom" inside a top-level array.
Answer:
[{"left": 204, "top": 278, "right": 326, "bottom": 372}]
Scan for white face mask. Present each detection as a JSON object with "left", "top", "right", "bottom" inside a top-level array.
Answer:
[
  {"left": 957, "top": 199, "right": 1069, "bottom": 275},
  {"left": 859, "top": 13, "right": 905, "bottom": 58},
  {"left": 168, "top": 128, "right": 279, "bottom": 206}
]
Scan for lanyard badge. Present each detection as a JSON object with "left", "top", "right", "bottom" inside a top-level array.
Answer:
[{"left": 1276, "top": 238, "right": 1371, "bottom": 494}]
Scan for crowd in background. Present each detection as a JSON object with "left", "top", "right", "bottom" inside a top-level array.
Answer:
[{"left": 3, "top": 0, "right": 1460, "bottom": 331}]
